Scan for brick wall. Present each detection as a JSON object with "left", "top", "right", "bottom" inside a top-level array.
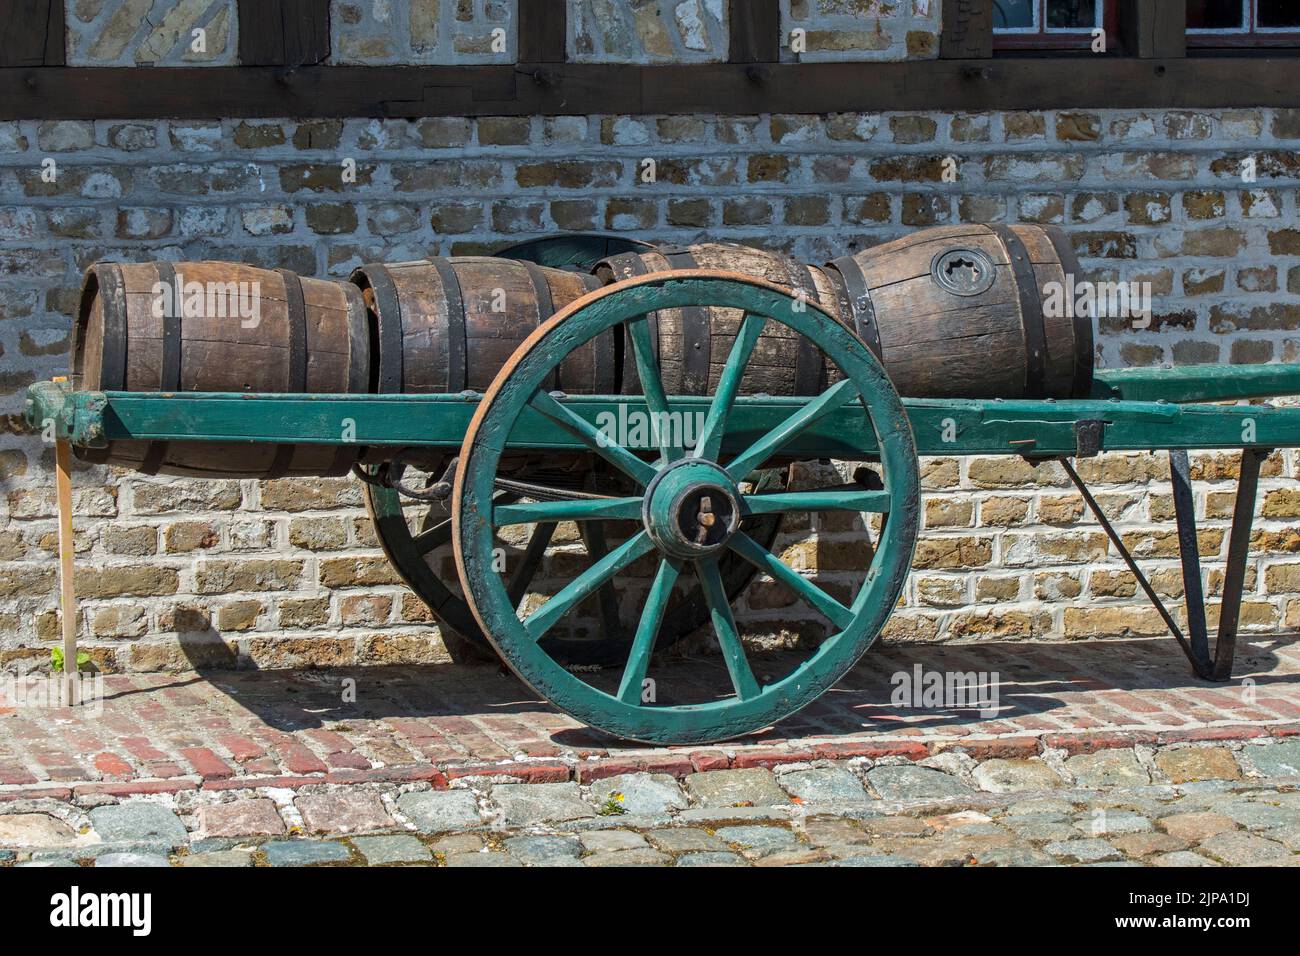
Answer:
[{"left": 2, "top": 107, "right": 1300, "bottom": 671}]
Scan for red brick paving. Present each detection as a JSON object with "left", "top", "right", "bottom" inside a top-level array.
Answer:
[{"left": 1, "top": 634, "right": 1298, "bottom": 800}]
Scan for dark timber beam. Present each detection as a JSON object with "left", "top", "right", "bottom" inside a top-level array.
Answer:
[
  {"left": 729, "top": 0, "right": 780, "bottom": 64},
  {"left": 941, "top": 0, "right": 992, "bottom": 59},
  {"left": 0, "top": 0, "right": 64, "bottom": 67},
  {"left": 7, "top": 57, "right": 1300, "bottom": 120},
  {"left": 1120, "top": 0, "right": 1187, "bottom": 59},
  {"left": 237, "top": 0, "right": 331, "bottom": 68},
  {"left": 518, "top": 0, "right": 566, "bottom": 64}
]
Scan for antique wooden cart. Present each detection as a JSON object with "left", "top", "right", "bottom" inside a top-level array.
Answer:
[{"left": 26, "top": 240, "right": 1300, "bottom": 745}]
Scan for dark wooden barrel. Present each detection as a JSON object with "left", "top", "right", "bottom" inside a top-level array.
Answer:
[
  {"left": 350, "top": 257, "right": 613, "bottom": 396},
  {"left": 825, "top": 224, "right": 1092, "bottom": 399},
  {"left": 71, "top": 261, "right": 370, "bottom": 478},
  {"left": 594, "top": 242, "right": 846, "bottom": 397}
]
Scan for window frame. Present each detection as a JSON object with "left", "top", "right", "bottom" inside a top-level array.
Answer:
[
  {"left": 992, "top": 0, "right": 1118, "bottom": 51},
  {"left": 1187, "top": 0, "right": 1300, "bottom": 48}
]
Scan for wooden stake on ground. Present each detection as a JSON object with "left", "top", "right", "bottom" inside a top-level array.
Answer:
[{"left": 52, "top": 380, "right": 78, "bottom": 706}]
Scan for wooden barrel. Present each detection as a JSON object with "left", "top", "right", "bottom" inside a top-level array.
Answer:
[
  {"left": 594, "top": 242, "right": 847, "bottom": 397},
  {"left": 824, "top": 224, "right": 1092, "bottom": 399},
  {"left": 71, "top": 261, "right": 370, "bottom": 478},
  {"left": 350, "top": 257, "right": 613, "bottom": 396}
]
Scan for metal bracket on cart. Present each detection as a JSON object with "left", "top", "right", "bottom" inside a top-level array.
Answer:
[
  {"left": 1060, "top": 447, "right": 1271, "bottom": 682},
  {"left": 353, "top": 454, "right": 458, "bottom": 501}
]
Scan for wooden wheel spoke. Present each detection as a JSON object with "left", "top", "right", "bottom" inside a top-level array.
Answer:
[
  {"left": 580, "top": 522, "right": 625, "bottom": 643},
  {"left": 696, "top": 557, "right": 761, "bottom": 701},
  {"left": 725, "top": 379, "right": 860, "bottom": 481},
  {"left": 626, "top": 316, "right": 683, "bottom": 463},
  {"left": 727, "top": 531, "right": 855, "bottom": 630},
  {"left": 452, "top": 272, "right": 921, "bottom": 744},
  {"left": 412, "top": 517, "right": 451, "bottom": 555},
  {"left": 617, "top": 558, "right": 681, "bottom": 704},
  {"left": 529, "top": 388, "right": 658, "bottom": 487},
  {"left": 507, "top": 521, "right": 555, "bottom": 607},
  {"left": 695, "top": 312, "right": 766, "bottom": 461},
  {"left": 743, "top": 489, "right": 891, "bottom": 516},
  {"left": 493, "top": 496, "right": 643, "bottom": 526},
  {"left": 523, "top": 531, "right": 654, "bottom": 641}
]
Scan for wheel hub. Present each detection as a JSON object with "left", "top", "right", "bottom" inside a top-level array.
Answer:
[{"left": 643, "top": 459, "right": 741, "bottom": 559}]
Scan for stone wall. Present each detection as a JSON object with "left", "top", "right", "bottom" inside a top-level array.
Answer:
[
  {"left": 568, "top": 0, "right": 729, "bottom": 63},
  {"left": 67, "top": 0, "right": 238, "bottom": 66},
  {"left": 58, "top": 0, "right": 941, "bottom": 67},
  {"left": 780, "top": 0, "right": 941, "bottom": 61},
  {"left": 2, "top": 107, "right": 1300, "bottom": 670},
  {"left": 330, "top": 0, "right": 516, "bottom": 65}
]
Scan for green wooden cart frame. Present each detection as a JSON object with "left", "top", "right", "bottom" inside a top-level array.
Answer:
[{"left": 25, "top": 265, "right": 1300, "bottom": 744}]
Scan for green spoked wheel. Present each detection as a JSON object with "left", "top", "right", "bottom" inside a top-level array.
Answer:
[
  {"left": 363, "top": 474, "right": 781, "bottom": 666},
  {"left": 362, "top": 233, "right": 777, "bottom": 667},
  {"left": 452, "top": 271, "right": 920, "bottom": 744}
]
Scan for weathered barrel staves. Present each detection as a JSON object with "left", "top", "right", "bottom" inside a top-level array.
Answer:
[
  {"left": 825, "top": 223, "right": 1092, "bottom": 399},
  {"left": 596, "top": 242, "right": 844, "bottom": 399},
  {"left": 73, "top": 261, "right": 370, "bottom": 478}
]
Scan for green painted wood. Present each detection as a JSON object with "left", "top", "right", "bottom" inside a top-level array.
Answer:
[
  {"left": 725, "top": 379, "right": 859, "bottom": 481},
  {"left": 1092, "top": 363, "right": 1300, "bottom": 403},
  {"left": 31, "top": 385, "right": 1300, "bottom": 459},
  {"left": 529, "top": 388, "right": 659, "bottom": 486},
  {"left": 522, "top": 532, "right": 655, "bottom": 641},
  {"left": 697, "top": 556, "right": 761, "bottom": 700},
  {"left": 451, "top": 273, "right": 921, "bottom": 744},
  {"left": 359, "top": 457, "right": 780, "bottom": 668},
  {"left": 626, "top": 316, "right": 682, "bottom": 463},
  {"left": 616, "top": 558, "right": 681, "bottom": 704},
  {"left": 493, "top": 497, "right": 643, "bottom": 525},
  {"left": 642, "top": 459, "right": 740, "bottom": 559},
  {"left": 350, "top": 234, "right": 771, "bottom": 669},
  {"left": 728, "top": 530, "right": 855, "bottom": 629},
  {"left": 695, "top": 311, "right": 766, "bottom": 461}
]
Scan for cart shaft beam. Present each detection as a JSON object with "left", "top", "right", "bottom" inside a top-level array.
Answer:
[
  {"left": 1092, "top": 362, "right": 1300, "bottom": 403},
  {"left": 28, "top": 384, "right": 1300, "bottom": 460}
]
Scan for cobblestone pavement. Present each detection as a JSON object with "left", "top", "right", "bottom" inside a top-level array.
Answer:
[
  {"left": 2, "top": 635, "right": 1299, "bottom": 866},
  {"left": 2, "top": 743, "right": 1299, "bottom": 867}
]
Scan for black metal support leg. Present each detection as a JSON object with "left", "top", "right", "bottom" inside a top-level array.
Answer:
[
  {"left": 1061, "top": 448, "right": 1269, "bottom": 682},
  {"left": 1169, "top": 449, "right": 1211, "bottom": 675},
  {"left": 1213, "top": 447, "right": 1268, "bottom": 680}
]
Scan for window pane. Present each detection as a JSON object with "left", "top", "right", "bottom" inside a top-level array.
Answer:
[
  {"left": 992, "top": 0, "right": 1035, "bottom": 30},
  {"left": 1259, "top": 0, "right": 1300, "bottom": 29},
  {"left": 1186, "top": 0, "right": 1245, "bottom": 29},
  {"left": 1045, "top": 0, "right": 1098, "bottom": 29}
]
